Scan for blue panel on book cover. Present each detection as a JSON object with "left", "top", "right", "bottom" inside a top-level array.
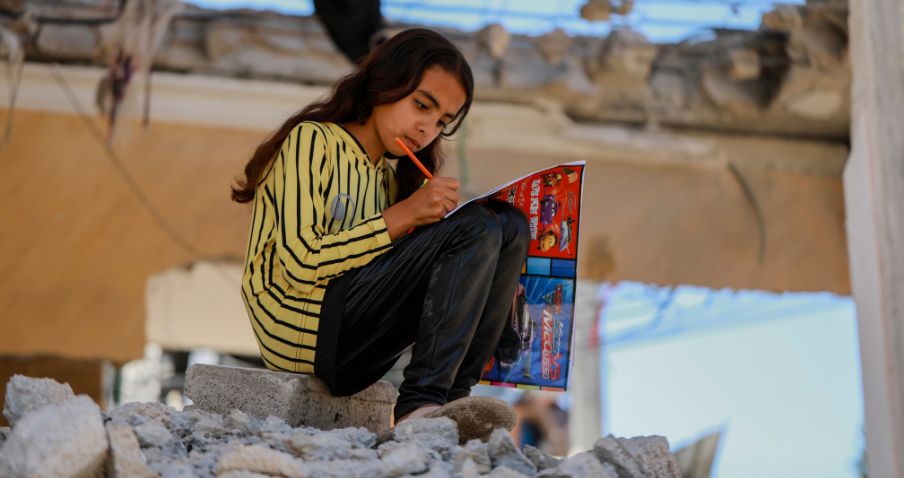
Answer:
[
  {"left": 526, "top": 257, "right": 551, "bottom": 276},
  {"left": 481, "top": 277, "right": 575, "bottom": 388},
  {"left": 550, "top": 259, "right": 576, "bottom": 278}
]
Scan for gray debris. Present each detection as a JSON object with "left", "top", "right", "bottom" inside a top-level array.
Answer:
[
  {"left": 2, "top": 375, "right": 75, "bottom": 427},
  {"left": 487, "top": 428, "right": 538, "bottom": 477},
  {"left": 1, "top": 374, "right": 683, "bottom": 478}
]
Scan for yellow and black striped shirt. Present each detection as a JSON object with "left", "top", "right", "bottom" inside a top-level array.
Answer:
[{"left": 241, "top": 121, "right": 397, "bottom": 374}]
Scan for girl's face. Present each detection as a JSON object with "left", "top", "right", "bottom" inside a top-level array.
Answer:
[{"left": 373, "top": 65, "right": 467, "bottom": 156}]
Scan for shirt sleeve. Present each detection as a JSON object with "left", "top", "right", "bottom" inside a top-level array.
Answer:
[{"left": 274, "top": 122, "right": 393, "bottom": 293}]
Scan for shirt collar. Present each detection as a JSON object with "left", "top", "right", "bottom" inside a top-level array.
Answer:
[{"left": 329, "top": 122, "right": 386, "bottom": 168}]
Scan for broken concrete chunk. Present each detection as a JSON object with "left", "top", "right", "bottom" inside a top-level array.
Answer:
[
  {"left": 0, "top": 396, "right": 108, "bottom": 478},
  {"left": 133, "top": 420, "right": 175, "bottom": 448},
  {"left": 487, "top": 428, "right": 538, "bottom": 477},
  {"left": 215, "top": 444, "right": 304, "bottom": 478},
  {"left": 3, "top": 375, "right": 75, "bottom": 427},
  {"left": 592, "top": 435, "right": 649, "bottom": 478},
  {"left": 538, "top": 451, "right": 613, "bottom": 478},
  {"left": 618, "top": 435, "right": 683, "bottom": 478},
  {"left": 485, "top": 465, "right": 533, "bottom": 478},
  {"left": 379, "top": 441, "right": 433, "bottom": 476},
  {"left": 522, "top": 444, "right": 561, "bottom": 471},
  {"left": 106, "top": 400, "right": 175, "bottom": 427},
  {"left": 184, "top": 364, "right": 396, "bottom": 433},
  {"left": 454, "top": 438, "right": 493, "bottom": 474},
  {"left": 392, "top": 417, "right": 459, "bottom": 457},
  {"left": 285, "top": 429, "right": 355, "bottom": 461},
  {"left": 106, "top": 422, "right": 157, "bottom": 478}
]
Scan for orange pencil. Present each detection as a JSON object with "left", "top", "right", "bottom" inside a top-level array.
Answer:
[{"left": 394, "top": 137, "right": 433, "bottom": 180}]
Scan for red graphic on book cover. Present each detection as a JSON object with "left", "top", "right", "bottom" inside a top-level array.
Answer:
[{"left": 490, "top": 165, "right": 582, "bottom": 260}]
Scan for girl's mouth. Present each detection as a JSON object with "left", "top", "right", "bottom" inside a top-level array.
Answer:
[{"left": 403, "top": 136, "right": 421, "bottom": 150}]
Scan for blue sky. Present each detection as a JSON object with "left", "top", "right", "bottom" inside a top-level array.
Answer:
[{"left": 188, "top": 0, "right": 807, "bottom": 42}]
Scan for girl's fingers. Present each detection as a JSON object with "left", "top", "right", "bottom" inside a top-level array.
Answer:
[{"left": 443, "top": 198, "right": 457, "bottom": 214}]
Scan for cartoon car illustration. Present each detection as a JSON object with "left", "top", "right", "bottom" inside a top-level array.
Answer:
[
  {"left": 560, "top": 217, "right": 574, "bottom": 253},
  {"left": 539, "top": 194, "right": 559, "bottom": 226}
]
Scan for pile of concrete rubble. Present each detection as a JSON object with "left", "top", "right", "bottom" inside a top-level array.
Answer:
[{"left": 0, "top": 375, "right": 681, "bottom": 477}]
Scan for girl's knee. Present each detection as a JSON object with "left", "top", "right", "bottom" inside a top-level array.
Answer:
[
  {"left": 491, "top": 202, "right": 530, "bottom": 249},
  {"left": 444, "top": 202, "right": 504, "bottom": 252}
]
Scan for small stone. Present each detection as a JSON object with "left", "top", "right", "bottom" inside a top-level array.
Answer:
[
  {"left": 216, "top": 444, "right": 304, "bottom": 478},
  {"left": 487, "top": 429, "right": 538, "bottom": 477},
  {"left": 324, "top": 426, "right": 376, "bottom": 449},
  {"left": 218, "top": 472, "right": 273, "bottom": 478},
  {"left": 300, "top": 459, "right": 382, "bottom": 478},
  {"left": 591, "top": 435, "right": 648, "bottom": 478},
  {"left": 538, "top": 452, "right": 612, "bottom": 478},
  {"left": 107, "top": 401, "right": 175, "bottom": 427},
  {"left": 0, "top": 396, "right": 108, "bottom": 478},
  {"left": 485, "top": 465, "right": 532, "bottom": 478},
  {"left": 106, "top": 422, "right": 157, "bottom": 478},
  {"left": 393, "top": 417, "right": 459, "bottom": 457},
  {"left": 618, "top": 435, "right": 682, "bottom": 478},
  {"left": 194, "top": 414, "right": 227, "bottom": 437},
  {"left": 419, "top": 459, "right": 455, "bottom": 478},
  {"left": 223, "top": 409, "right": 254, "bottom": 435},
  {"left": 454, "top": 439, "right": 492, "bottom": 473},
  {"left": 523, "top": 444, "right": 561, "bottom": 471},
  {"left": 458, "top": 458, "right": 482, "bottom": 478},
  {"left": 150, "top": 459, "right": 194, "bottom": 478},
  {"left": 379, "top": 442, "right": 432, "bottom": 476},
  {"left": 285, "top": 430, "right": 354, "bottom": 461},
  {"left": 134, "top": 420, "right": 174, "bottom": 448},
  {"left": 3, "top": 375, "right": 75, "bottom": 426}
]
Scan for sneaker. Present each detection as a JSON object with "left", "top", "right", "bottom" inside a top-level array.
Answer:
[{"left": 425, "top": 396, "right": 517, "bottom": 444}]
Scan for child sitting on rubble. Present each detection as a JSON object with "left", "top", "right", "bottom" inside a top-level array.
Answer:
[{"left": 231, "top": 28, "right": 529, "bottom": 441}]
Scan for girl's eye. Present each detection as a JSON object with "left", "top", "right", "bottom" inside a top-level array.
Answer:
[{"left": 415, "top": 99, "right": 428, "bottom": 110}]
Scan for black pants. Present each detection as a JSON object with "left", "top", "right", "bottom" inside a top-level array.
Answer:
[{"left": 314, "top": 200, "right": 530, "bottom": 421}]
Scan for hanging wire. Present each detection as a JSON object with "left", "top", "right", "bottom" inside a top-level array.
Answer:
[{"left": 49, "top": 63, "right": 242, "bottom": 289}]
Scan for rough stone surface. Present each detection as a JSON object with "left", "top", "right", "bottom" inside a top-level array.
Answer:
[
  {"left": 592, "top": 434, "right": 683, "bottom": 478},
  {"left": 3, "top": 374, "right": 75, "bottom": 426},
  {"left": 184, "top": 364, "right": 396, "bottom": 433},
  {"left": 216, "top": 444, "right": 304, "bottom": 478},
  {"left": 538, "top": 451, "right": 613, "bottom": 478},
  {"left": 106, "top": 400, "right": 175, "bottom": 427},
  {"left": 454, "top": 439, "right": 493, "bottom": 474},
  {"left": 0, "top": 396, "right": 108, "bottom": 478},
  {"left": 487, "top": 428, "right": 538, "bottom": 477},
  {"left": 106, "top": 422, "right": 157, "bottom": 478},
  {"left": 0, "top": 375, "right": 683, "bottom": 478},
  {"left": 522, "top": 444, "right": 561, "bottom": 471},
  {"left": 619, "top": 435, "right": 683, "bottom": 478}
]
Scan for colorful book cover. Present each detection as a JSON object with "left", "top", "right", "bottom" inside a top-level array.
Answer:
[{"left": 449, "top": 161, "right": 585, "bottom": 391}]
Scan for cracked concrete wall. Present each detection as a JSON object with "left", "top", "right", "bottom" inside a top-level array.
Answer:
[{"left": 1, "top": 0, "right": 850, "bottom": 140}]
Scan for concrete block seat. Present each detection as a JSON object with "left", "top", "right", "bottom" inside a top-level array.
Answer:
[{"left": 184, "top": 364, "right": 397, "bottom": 433}]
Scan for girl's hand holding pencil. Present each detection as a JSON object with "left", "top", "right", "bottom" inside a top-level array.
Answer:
[{"left": 380, "top": 137, "right": 460, "bottom": 239}]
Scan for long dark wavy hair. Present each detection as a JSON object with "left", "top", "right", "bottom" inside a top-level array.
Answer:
[{"left": 231, "top": 28, "right": 474, "bottom": 204}]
